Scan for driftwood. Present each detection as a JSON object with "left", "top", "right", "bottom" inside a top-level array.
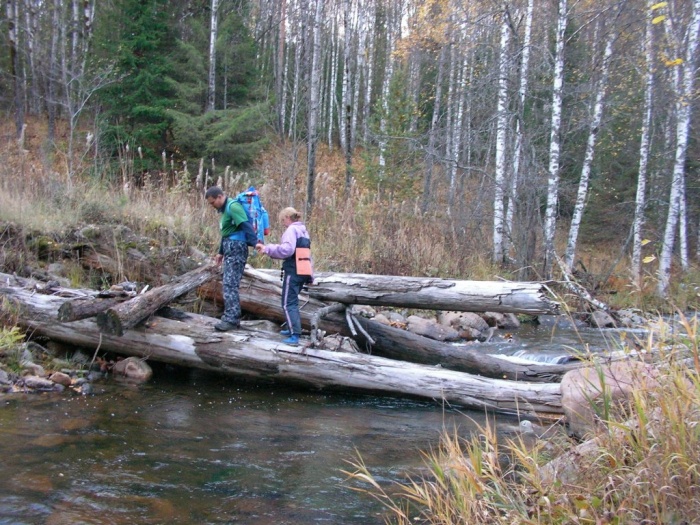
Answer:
[
  {"left": 353, "top": 316, "right": 580, "bottom": 382},
  {"left": 96, "top": 263, "right": 219, "bottom": 336},
  {"left": 0, "top": 280, "right": 564, "bottom": 418},
  {"left": 256, "top": 268, "right": 560, "bottom": 315}
]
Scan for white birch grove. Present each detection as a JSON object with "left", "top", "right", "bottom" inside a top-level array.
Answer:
[
  {"left": 207, "top": 0, "right": 220, "bottom": 112},
  {"left": 563, "top": 21, "right": 616, "bottom": 271},
  {"left": 5, "top": 0, "right": 700, "bottom": 298},
  {"left": 493, "top": 10, "right": 511, "bottom": 263},
  {"left": 631, "top": 0, "right": 656, "bottom": 284},
  {"left": 543, "top": 0, "right": 567, "bottom": 278},
  {"left": 657, "top": 0, "right": 700, "bottom": 296}
]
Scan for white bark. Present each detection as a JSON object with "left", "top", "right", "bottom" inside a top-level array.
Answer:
[
  {"left": 305, "top": 0, "right": 324, "bottom": 217},
  {"left": 207, "top": 0, "right": 220, "bottom": 112},
  {"left": 493, "top": 13, "right": 511, "bottom": 264},
  {"left": 378, "top": 3, "right": 396, "bottom": 182},
  {"left": 504, "top": 0, "right": 534, "bottom": 261},
  {"left": 658, "top": 0, "right": 700, "bottom": 296},
  {"left": 564, "top": 30, "right": 615, "bottom": 271},
  {"left": 632, "top": 0, "right": 655, "bottom": 283},
  {"left": 543, "top": 0, "right": 567, "bottom": 279}
]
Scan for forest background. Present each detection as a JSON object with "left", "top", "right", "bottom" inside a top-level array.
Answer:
[{"left": 1, "top": 0, "right": 699, "bottom": 311}]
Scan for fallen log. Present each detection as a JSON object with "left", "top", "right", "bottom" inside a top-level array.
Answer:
[
  {"left": 0, "top": 280, "right": 563, "bottom": 418},
  {"left": 96, "top": 263, "right": 219, "bottom": 336},
  {"left": 353, "top": 316, "right": 581, "bottom": 382},
  {"left": 255, "top": 268, "right": 560, "bottom": 315},
  {"left": 58, "top": 294, "right": 130, "bottom": 322}
]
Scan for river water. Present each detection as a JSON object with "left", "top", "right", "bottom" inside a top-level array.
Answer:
[{"left": 0, "top": 322, "right": 632, "bottom": 524}]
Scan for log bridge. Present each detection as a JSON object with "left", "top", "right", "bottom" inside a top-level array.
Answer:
[{"left": 1, "top": 266, "right": 571, "bottom": 418}]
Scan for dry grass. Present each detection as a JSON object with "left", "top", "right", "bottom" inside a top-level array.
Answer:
[
  {"left": 344, "top": 313, "right": 700, "bottom": 524},
  {"left": 1, "top": 116, "right": 698, "bottom": 312}
]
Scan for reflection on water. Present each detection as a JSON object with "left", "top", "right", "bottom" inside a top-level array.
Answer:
[{"left": 0, "top": 367, "right": 487, "bottom": 525}]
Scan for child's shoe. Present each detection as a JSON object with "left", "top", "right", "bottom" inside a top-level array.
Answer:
[{"left": 282, "top": 334, "right": 300, "bottom": 345}]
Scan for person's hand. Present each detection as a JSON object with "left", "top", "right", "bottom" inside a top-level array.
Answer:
[
  {"left": 255, "top": 243, "right": 265, "bottom": 254},
  {"left": 214, "top": 254, "right": 223, "bottom": 266}
]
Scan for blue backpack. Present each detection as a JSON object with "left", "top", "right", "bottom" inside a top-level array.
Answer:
[{"left": 232, "top": 186, "right": 270, "bottom": 245}]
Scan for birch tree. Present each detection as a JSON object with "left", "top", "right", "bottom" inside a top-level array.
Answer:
[
  {"left": 504, "top": 0, "right": 534, "bottom": 261},
  {"left": 657, "top": 0, "right": 700, "bottom": 296},
  {"left": 543, "top": 0, "right": 568, "bottom": 278},
  {"left": 563, "top": 17, "right": 616, "bottom": 271},
  {"left": 631, "top": 0, "right": 657, "bottom": 284},
  {"left": 493, "top": 9, "right": 511, "bottom": 264},
  {"left": 207, "top": 0, "right": 220, "bottom": 112},
  {"left": 7, "top": 0, "right": 24, "bottom": 138},
  {"left": 306, "top": 0, "right": 324, "bottom": 217}
]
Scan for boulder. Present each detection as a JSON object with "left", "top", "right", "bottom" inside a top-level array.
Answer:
[
  {"left": 112, "top": 357, "right": 153, "bottom": 382},
  {"left": 406, "top": 315, "right": 461, "bottom": 342},
  {"left": 589, "top": 309, "right": 616, "bottom": 328},
  {"left": 560, "top": 359, "right": 660, "bottom": 439}
]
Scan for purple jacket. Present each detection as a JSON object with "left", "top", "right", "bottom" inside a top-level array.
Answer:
[{"left": 263, "top": 222, "right": 310, "bottom": 260}]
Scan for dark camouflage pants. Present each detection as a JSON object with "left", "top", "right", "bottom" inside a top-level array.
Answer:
[{"left": 221, "top": 238, "right": 249, "bottom": 325}]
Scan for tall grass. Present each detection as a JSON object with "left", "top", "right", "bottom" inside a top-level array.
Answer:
[{"left": 344, "top": 314, "right": 700, "bottom": 524}]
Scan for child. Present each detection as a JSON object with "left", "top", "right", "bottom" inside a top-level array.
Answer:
[{"left": 255, "top": 207, "right": 313, "bottom": 345}]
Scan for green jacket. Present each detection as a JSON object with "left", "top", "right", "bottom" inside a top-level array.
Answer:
[{"left": 218, "top": 198, "right": 249, "bottom": 254}]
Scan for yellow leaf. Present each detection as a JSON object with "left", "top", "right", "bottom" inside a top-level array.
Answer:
[
  {"left": 641, "top": 239, "right": 652, "bottom": 246},
  {"left": 651, "top": 2, "right": 668, "bottom": 10},
  {"left": 665, "top": 58, "right": 683, "bottom": 66},
  {"left": 652, "top": 15, "right": 666, "bottom": 24},
  {"left": 643, "top": 255, "right": 656, "bottom": 264}
]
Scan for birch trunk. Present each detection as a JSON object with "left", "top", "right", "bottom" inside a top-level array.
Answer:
[
  {"left": 207, "top": 0, "right": 220, "bottom": 112},
  {"left": 564, "top": 29, "right": 615, "bottom": 271},
  {"left": 305, "top": 0, "right": 323, "bottom": 217},
  {"left": 658, "top": 0, "right": 700, "bottom": 296},
  {"left": 377, "top": 6, "right": 395, "bottom": 182},
  {"left": 421, "top": 44, "right": 447, "bottom": 213},
  {"left": 631, "top": 0, "right": 655, "bottom": 283},
  {"left": 342, "top": 0, "right": 353, "bottom": 189},
  {"left": 505, "top": 0, "right": 534, "bottom": 262},
  {"left": 7, "top": 0, "right": 24, "bottom": 138},
  {"left": 275, "top": 0, "right": 286, "bottom": 133},
  {"left": 493, "top": 12, "right": 511, "bottom": 264},
  {"left": 543, "top": 0, "right": 567, "bottom": 279}
]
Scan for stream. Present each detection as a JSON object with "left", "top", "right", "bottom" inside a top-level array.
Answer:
[{"left": 0, "top": 322, "right": 633, "bottom": 524}]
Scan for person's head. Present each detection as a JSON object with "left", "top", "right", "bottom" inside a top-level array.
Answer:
[
  {"left": 279, "top": 207, "right": 302, "bottom": 225},
  {"left": 205, "top": 186, "right": 226, "bottom": 210}
]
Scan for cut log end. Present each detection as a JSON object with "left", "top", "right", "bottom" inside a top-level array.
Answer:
[{"left": 96, "top": 309, "right": 125, "bottom": 337}]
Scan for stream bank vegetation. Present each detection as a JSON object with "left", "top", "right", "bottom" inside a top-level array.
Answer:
[{"left": 345, "top": 313, "right": 700, "bottom": 524}]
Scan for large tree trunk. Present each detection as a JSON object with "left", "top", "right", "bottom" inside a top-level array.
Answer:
[
  {"left": 96, "top": 263, "right": 219, "bottom": 336},
  {"left": 1, "top": 278, "right": 564, "bottom": 418},
  {"left": 253, "top": 268, "right": 560, "bottom": 315}
]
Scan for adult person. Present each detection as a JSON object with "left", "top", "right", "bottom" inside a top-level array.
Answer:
[
  {"left": 205, "top": 186, "right": 254, "bottom": 332},
  {"left": 255, "top": 207, "right": 313, "bottom": 345}
]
